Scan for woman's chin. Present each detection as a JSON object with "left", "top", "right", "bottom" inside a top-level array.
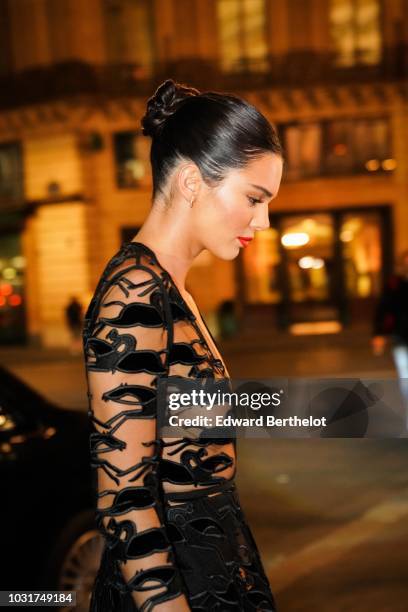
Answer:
[{"left": 209, "top": 243, "right": 241, "bottom": 261}]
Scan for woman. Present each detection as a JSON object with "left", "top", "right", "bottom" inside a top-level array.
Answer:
[{"left": 82, "top": 78, "right": 283, "bottom": 611}]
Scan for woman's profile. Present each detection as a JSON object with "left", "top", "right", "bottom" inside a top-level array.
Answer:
[{"left": 82, "top": 78, "right": 283, "bottom": 611}]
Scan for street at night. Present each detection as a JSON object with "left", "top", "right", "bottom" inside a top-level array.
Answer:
[
  {"left": 1, "top": 1, "right": 408, "bottom": 609},
  {"left": 2, "top": 330, "right": 407, "bottom": 611}
]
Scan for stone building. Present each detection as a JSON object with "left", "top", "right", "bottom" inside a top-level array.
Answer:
[{"left": 0, "top": 0, "right": 407, "bottom": 345}]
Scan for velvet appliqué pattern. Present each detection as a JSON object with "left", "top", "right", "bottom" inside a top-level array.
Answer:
[{"left": 82, "top": 241, "right": 277, "bottom": 611}]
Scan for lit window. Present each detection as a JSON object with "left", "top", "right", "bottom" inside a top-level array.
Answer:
[
  {"left": 103, "top": 0, "right": 155, "bottom": 76},
  {"left": 281, "top": 116, "right": 392, "bottom": 180},
  {"left": 216, "top": 0, "right": 268, "bottom": 73},
  {"left": 0, "top": 143, "right": 24, "bottom": 210},
  {"left": 113, "top": 131, "right": 150, "bottom": 189},
  {"left": 329, "top": 0, "right": 382, "bottom": 67},
  {"left": 281, "top": 123, "right": 322, "bottom": 181},
  {"left": 325, "top": 117, "right": 392, "bottom": 175}
]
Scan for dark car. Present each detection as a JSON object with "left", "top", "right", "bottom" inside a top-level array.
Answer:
[{"left": 0, "top": 366, "right": 103, "bottom": 610}]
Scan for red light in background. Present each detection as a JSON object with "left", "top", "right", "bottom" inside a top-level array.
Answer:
[
  {"left": 8, "top": 294, "right": 22, "bottom": 307},
  {"left": 333, "top": 143, "right": 348, "bottom": 156},
  {"left": 0, "top": 296, "right": 5, "bottom": 307},
  {"left": 0, "top": 283, "right": 12, "bottom": 296}
]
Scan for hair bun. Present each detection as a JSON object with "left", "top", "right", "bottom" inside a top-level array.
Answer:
[{"left": 141, "top": 79, "right": 200, "bottom": 138}]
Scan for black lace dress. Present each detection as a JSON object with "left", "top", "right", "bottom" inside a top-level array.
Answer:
[{"left": 82, "top": 241, "right": 277, "bottom": 612}]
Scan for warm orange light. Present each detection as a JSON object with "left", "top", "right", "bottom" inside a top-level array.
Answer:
[
  {"left": 340, "top": 230, "right": 354, "bottom": 242},
  {"left": 382, "top": 158, "right": 397, "bottom": 171},
  {"left": 0, "top": 283, "right": 12, "bottom": 296},
  {"left": 365, "top": 159, "right": 380, "bottom": 171},
  {"left": 290, "top": 321, "right": 342, "bottom": 335},
  {"left": 8, "top": 294, "right": 22, "bottom": 306},
  {"left": 0, "top": 296, "right": 6, "bottom": 307},
  {"left": 333, "top": 143, "right": 348, "bottom": 156}
]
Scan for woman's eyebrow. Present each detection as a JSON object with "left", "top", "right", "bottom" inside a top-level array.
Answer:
[{"left": 249, "top": 183, "right": 273, "bottom": 198}]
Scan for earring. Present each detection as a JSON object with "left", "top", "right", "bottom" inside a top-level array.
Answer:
[{"left": 190, "top": 196, "right": 195, "bottom": 208}]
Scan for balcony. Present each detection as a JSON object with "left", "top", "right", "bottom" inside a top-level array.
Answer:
[{"left": 0, "top": 45, "right": 407, "bottom": 111}]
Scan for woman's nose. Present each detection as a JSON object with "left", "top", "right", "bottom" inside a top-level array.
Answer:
[{"left": 250, "top": 203, "right": 270, "bottom": 231}]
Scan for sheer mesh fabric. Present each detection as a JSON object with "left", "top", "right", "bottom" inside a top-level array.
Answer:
[{"left": 82, "top": 241, "right": 237, "bottom": 610}]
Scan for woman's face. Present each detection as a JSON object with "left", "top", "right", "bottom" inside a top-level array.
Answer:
[{"left": 194, "top": 152, "right": 283, "bottom": 260}]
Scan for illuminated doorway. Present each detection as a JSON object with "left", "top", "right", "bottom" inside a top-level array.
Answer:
[
  {"left": 279, "top": 213, "right": 337, "bottom": 325},
  {"left": 0, "top": 232, "right": 26, "bottom": 343},
  {"left": 240, "top": 206, "right": 391, "bottom": 330},
  {"left": 340, "top": 209, "right": 388, "bottom": 325}
]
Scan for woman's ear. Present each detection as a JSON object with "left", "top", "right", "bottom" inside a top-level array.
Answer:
[{"left": 177, "top": 162, "right": 202, "bottom": 204}]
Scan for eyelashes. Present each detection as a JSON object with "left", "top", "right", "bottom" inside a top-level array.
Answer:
[{"left": 248, "top": 196, "right": 262, "bottom": 207}]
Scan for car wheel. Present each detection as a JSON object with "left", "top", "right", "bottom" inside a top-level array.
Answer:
[{"left": 45, "top": 510, "right": 104, "bottom": 611}]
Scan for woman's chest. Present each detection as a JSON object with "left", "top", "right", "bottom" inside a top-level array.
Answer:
[{"left": 170, "top": 292, "right": 230, "bottom": 380}]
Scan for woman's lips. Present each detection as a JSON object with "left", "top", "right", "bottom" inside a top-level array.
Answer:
[{"left": 237, "top": 236, "right": 253, "bottom": 247}]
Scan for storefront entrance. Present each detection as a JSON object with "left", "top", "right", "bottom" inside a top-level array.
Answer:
[
  {"left": 240, "top": 206, "right": 391, "bottom": 331},
  {"left": 0, "top": 231, "right": 26, "bottom": 344}
]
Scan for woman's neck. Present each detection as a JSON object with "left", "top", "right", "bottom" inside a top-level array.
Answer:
[{"left": 131, "top": 208, "right": 201, "bottom": 291}]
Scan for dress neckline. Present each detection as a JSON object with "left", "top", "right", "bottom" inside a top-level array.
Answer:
[{"left": 124, "top": 240, "right": 227, "bottom": 374}]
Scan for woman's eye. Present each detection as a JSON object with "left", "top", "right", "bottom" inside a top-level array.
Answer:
[{"left": 248, "top": 196, "right": 262, "bottom": 206}]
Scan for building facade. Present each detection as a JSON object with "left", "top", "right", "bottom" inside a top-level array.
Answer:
[{"left": 0, "top": 0, "right": 407, "bottom": 345}]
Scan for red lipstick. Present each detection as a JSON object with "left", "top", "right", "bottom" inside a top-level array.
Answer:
[{"left": 237, "top": 236, "right": 253, "bottom": 247}]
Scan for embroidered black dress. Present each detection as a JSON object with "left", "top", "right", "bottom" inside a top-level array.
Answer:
[{"left": 82, "top": 241, "right": 276, "bottom": 611}]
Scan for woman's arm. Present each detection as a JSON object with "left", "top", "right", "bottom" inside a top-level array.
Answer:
[{"left": 84, "top": 264, "right": 191, "bottom": 611}]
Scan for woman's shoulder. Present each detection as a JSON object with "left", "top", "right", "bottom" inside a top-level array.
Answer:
[
  {"left": 88, "top": 242, "right": 173, "bottom": 304},
  {"left": 103, "top": 241, "right": 167, "bottom": 280},
  {"left": 83, "top": 241, "right": 173, "bottom": 333}
]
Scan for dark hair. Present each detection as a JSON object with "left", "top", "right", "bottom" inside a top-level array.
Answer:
[{"left": 141, "top": 78, "right": 283, "bottom": 201}]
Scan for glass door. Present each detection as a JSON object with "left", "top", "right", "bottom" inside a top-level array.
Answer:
[
  {"left": 239, "top": 207, "right": 390, "bottom": 331},
  {"left": 279, "top": 214, "right": 338, "bottom": 324},
  {"left": 240, "top": 227, "right": 282, "bottom": 327},
  {"left": 340, "top": 210, "right": 385, "bottom": 325}
]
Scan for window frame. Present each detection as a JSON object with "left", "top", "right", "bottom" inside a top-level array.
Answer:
[
  {"left": 0, "top": 141, "right": 24, "bottom": 211},
  {"left": 112, "top": 130, "right": 150, "bottom": 190},
  {"left": 215, "top": 0, "right": 269, "bottom": 73},
  {"left": 279, "top": 115, "right": 393, "bottom": 181},
  {"left": 328, "top": 0, "right": 384, "bottom": 68}
]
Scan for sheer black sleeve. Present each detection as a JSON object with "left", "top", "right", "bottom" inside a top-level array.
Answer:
[{"left": 83, "top": 262, "right": 191, "bottom": 611}]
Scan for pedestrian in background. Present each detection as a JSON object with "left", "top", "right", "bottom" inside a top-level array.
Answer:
[
  {"left": 372, "top": 250, "right": 408, "bottom": 429},
  {"left": 65, "top": 296, "right": 83, "bottom": 355}
]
